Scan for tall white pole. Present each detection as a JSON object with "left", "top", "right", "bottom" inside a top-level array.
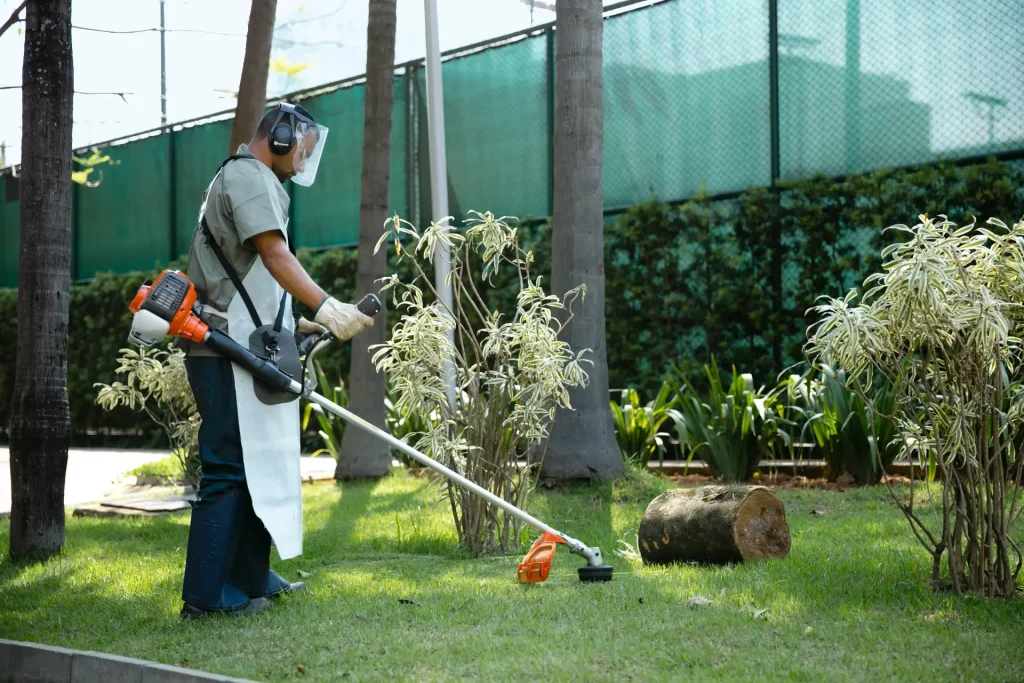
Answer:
[
  {"left": 423, "top": 0, "right": 457, "bottom": 411},
  {"left": 160, "top": 0, "right": 167, "bottom": 129}
]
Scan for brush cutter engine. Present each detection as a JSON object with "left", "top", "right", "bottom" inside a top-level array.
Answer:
[{"left": 127, "top": 269, "right": 613, "bottom": 584}]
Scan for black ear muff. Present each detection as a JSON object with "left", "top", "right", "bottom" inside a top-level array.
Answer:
[{"left": 268, "top": 108, "right": 295, "bottom": 155}]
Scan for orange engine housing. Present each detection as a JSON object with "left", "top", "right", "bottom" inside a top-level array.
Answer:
[
  {"left": 517, "top": 531, "right": 566, "bottom": 583},
  {"left": 129, "top": 269, "right": 209, "bottom": 343}
]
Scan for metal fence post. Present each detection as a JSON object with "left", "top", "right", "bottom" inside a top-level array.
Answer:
[
  {"left": 769, "top": 0, "right": 781, "bottom": 185},
  {"left": 844, "top": 0, "right": 861, "bottom": 172},
  {"left": 71, "top": 180, "right": 79, "bottom": 282},
  {"left": 168, "top": 126, "right": 177, "bottom": 263},
  {"left": 406, "top": 65, "right": 416, "bottom": 223},
  {"left": 768, "top": 0, "right": 783, "bottom": 375},
  {"left": 546, "top": 25, "right": 555, "bottom": 218}
]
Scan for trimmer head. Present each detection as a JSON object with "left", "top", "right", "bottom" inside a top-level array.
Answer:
[
  {"left": 578, "top": 565, "right": 614, "bottom": 582},
  {"left": 518, "top": 532, "right": 615, "bottom": 584}
]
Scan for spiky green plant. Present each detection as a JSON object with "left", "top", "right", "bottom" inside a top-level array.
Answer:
[
  {"left": 670, "top": 357, "right": 780, "bottom": 482},
  {"left": 780, "top": 366, "right": 902, "bottom": 485},
  {"left": 301, "top": 361, "right": 349, "bottom": 459},
  {"left": 806, "top": 214, "right": 1024, "bottom": 597},
  {"left": 369, "top": 211, "right": 592, "bottom": 556},
  {"left": 94, "top": 345, "right": 201, "bottom": 488},
  {"left": 609, "top": 383, "right": 683, "bottom": 470}
]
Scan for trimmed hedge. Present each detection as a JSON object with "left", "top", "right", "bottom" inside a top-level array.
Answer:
[
  {"left": 2, "top": 158, "right": 1022, "bottom": 446},
  {"left": 604, "top": 158, "right": 1024, "bottom": 396}
]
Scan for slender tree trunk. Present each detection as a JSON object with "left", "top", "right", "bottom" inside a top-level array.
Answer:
[
  {"left": 336, "top": 0, "right": 396, "bottom": 480},
  {"left": 541, "top": 0, "right": 622, "bottom": 482},
  {"left": 8, "top": 0, "right": 74, "bottom": 560},
  {"left": 229, "top": 0, "right": 277, "bottom": 154}
]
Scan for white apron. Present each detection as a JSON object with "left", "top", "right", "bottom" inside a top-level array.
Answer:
[{"left": 225, "top": 254, "right": 304, "bottom": 560}]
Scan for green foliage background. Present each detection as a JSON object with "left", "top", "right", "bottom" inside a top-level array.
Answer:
[{"left": 1, "top": 159, "right": 1022, "bottom": 446}]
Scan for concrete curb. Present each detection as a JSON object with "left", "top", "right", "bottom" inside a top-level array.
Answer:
[{"left": 0, "top": 639, "right": 258, "bottom": 683}]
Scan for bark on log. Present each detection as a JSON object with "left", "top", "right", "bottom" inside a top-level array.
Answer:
[{"left": 638, "top": 486, "right": 791, "bottom": 565}]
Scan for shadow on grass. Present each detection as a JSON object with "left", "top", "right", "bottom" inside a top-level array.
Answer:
[
  {"left": 302, "top": 475, "right": 462, "bottom": 564},
  {"left": 0, "top": 511, "right": 191, "bottom": 588}
]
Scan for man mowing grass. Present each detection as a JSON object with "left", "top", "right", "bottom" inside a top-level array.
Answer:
[{"left": 175, "top": 103, "right": 373, "bottom": 620}]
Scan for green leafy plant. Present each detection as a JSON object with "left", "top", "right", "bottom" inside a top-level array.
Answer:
[
  {"left": 781, "top": 366, "right": 902, "bottom": 484},
  {"left": 370, "top": 210, "right": 592, "bottom": 556},
  {"left": 72, "top": 147, "right": 121, "bottom": 187},
  {"left": 609, "top": 383, "right": 682, "bottom": 470},
  {"left": 93, "top": 345, "right": 201, "bottom": 488},
  {"left": 384, "top": 380, "right": 440, "bottom": 466},
  {"left": 806, "top": 213, "right": 1024, "bottom": 597},
  {"left": 300, "top": 361, "right": 349, "bottom": 459},
  {"left": 670, "top": 357, "right": 780, "bottom": 482}
]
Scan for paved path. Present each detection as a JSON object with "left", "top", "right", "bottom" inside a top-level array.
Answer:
[{"left": 0, "top": 447, "right": 338, "bottom": 517}]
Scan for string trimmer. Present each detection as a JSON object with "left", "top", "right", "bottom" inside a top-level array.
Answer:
[{"left": 126, "top": 269, "right": 614, "bottom": 583}]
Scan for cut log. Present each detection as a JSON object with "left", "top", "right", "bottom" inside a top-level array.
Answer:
[{"left": 638, "top": 486, "right": 791, "bottom": 565}]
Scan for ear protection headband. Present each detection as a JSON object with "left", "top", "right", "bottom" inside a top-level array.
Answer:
[{"left": 268, "top": 103, "right": 315, "bottom": 156}]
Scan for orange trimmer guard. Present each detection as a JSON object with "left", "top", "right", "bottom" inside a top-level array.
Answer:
[{"left": 517, "top": 531, "right": 566, "bottom": 583}]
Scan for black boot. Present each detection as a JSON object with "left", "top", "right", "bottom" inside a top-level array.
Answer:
[
  {"left": 180, "top": 488, "right": 272, "bottom": 619},
  {"left": 229, "top": 489, "right": 306, "bottom": 599}
]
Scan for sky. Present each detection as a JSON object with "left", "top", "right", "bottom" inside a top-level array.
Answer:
[{"left": 0, "top": 0, "right": 620, "bottom": 168}]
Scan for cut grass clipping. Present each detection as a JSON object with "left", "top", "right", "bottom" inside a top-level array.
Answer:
[{"left": 2, "top": 470, "right": 1023, "bottom": 682}]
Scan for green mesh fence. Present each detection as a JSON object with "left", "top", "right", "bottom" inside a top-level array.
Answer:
[
  {"left": 76, "top": 134, "right": 173, "bottom": 276},
  {"left": 294, "top": 76, "right": 410, "bottom": 249},
  {"left": 427, "top": 35, "right": 552, "bottom": 224},
  {"left": 173, "top": 119, "right": 234, "bottom": 257},
  {"left": 1, "top": 0, "right": 1022, "bottom": 300},
  {"left": 778, "top": 0, "right": 1024, "bottom": 179},
  {"left": 603, "top": 0, "right": 772, "bottom": 206},
  {"left": 1, "top": 177, "right": 18, "bottom": 288}
]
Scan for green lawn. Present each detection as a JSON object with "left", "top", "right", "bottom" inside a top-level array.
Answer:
[
  {"left": 127, "top": 453, "right": 186, "bottom": 481},
  {"left": 1, "top": 469, "right": 1022, "bottom": 682}
]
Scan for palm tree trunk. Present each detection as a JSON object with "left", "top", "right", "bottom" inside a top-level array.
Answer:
[
  {"left": 542, "top": 0, "right": 622, "bottom": 482},
  {"left": 336, "top": 0, "right": 397, "bottom": 480},
  {"left": 229, "top": 0, "right": 277, "bottom": 154},
  {"left": 8, "top": 0, "right": 74, "bottom": 560}
]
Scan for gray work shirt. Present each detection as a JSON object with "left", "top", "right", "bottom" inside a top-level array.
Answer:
[{"left": 181, "top": 143, "right": 290, "bottom": 357}]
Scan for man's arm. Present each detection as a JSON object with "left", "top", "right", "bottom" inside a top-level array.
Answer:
[
  {"left": 248, "top": 229, "right": 373, "bottom": 340},
  {"left": 249, "top": 230, "right": 327, "bottom": 312}
]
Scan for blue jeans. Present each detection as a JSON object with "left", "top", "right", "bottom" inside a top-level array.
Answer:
[
  {"left": 185, "top": 356, "right": 247, "bottom": 502},
  {"left": 182, "top": 355, "right": 282, "bottom": 606}
]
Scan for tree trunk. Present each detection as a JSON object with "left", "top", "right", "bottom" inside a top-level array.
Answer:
[
  {"left": 228, "top": 0, "right": 277, "bottom": 154},
  {"left": 8, "top": 0, "right": 74, "bottom": 561},
  {"left": 336, "top": 0, "right": 396, "bottom": 480},
  {"left": 638, "top": 486, "right": 791, "bottom": 565},
  {"left": 541, "top": 0, "right": 622, "bottom": 482}
]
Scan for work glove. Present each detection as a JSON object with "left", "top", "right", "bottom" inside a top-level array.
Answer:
[
  {"left": 314, "top": 296, "right": 374, "bottom": 341},
  {"left": 296, "top": 316, "right": 327, "bottom": 336}
]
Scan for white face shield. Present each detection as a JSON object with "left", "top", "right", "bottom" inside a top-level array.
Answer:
[{"left": 290, "top": 118, "right": 328, "bottom": 187}]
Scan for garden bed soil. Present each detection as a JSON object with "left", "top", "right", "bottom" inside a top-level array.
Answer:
[{"left": 665, "top": 471, "right": 914, "bottom": 491}]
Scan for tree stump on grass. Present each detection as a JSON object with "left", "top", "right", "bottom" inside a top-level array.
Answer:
[{"left": 638, "top": 486, "right": 791, "bottom": 565}]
